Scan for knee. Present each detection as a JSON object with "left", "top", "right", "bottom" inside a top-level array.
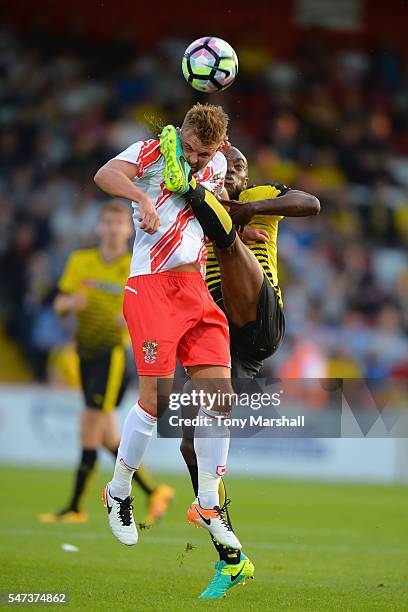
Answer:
[
  {"left": 81, "top": 409, "right": 104, "bottom": 445},
  {"left": 103, "top": 432, "right": 120, "bottom": 451},
  {"left": 180, "top": 437, "right": 196, "bottom": 465}
]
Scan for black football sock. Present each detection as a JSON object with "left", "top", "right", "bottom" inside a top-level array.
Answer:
[
  {"left": 109, "top": 448, "right": 157, "bottom": 496},
  {"left": 68, "top": 448, "right": 97, "bottom": 512},
  {"left": 211, "top": 536, "right": 241, "bottom": 564},
  {"left": 180, "top": 436, "right": 199, "bottom": 496},
  {"left": 186, "top": 463, "right": 199, "bottom": 497},
  {"left": 187, "top": 176, "right": 236, "bottom": 249}
]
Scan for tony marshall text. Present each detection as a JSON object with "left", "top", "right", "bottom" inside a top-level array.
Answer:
[{"left": 169, "top": 415, "right": 305, "bottom": 428}]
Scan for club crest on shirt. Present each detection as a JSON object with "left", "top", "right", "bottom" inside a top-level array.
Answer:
[{"left": 142, "top": 340, "right": 158, "bottom": 363}]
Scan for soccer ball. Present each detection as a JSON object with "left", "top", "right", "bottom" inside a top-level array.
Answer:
[{"left": 182, "top": 37, "right": 238, "bottom": 93}]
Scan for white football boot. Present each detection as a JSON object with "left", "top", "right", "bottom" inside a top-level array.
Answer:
[
  {"left": 187, "top": 500, "right": 242, "bottom": 549},
  {"left": 102, "top": 484, "right": 138, "bottom": 545}
]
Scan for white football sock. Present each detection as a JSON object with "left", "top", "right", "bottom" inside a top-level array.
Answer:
[
  {"left": 109, "top": 401, "right": 157, "bottom": 499},
  {"left": 110, "top": 459, "right": 133, "bottom": 500},
  {"left": 194, "top": 407, "right": 230, "bottom": 509}
]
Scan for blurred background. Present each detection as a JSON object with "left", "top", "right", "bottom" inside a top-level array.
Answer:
[{"left": 0, "top": 0, "right": 407, "bottom": 482}]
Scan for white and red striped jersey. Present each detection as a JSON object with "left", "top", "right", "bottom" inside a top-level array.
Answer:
[{"left": 115, "top": 139, "right": 226, "bottom": 277}]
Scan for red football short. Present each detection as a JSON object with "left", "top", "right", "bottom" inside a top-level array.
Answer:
[{"left": 123, "top": 271, "right": 230, "bottom": 376}]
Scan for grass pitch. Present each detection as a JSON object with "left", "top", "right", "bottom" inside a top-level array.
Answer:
[{"left": 1, "top": 467, "right": 407, "bottom": 611}]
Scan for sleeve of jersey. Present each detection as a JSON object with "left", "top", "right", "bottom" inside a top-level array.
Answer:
[
  {"left": 58, "top": 254, "right": 80, "bottom": 294},
  {"left": 114, "top": 139, "right": 159, "bottom": 178},
  {"left": 198, "top": 152, "right": 227, "bottom": 197},
  {"left": 269, "top": 183, "right": 290, "bottom": 197},
  {"left": 268, "top": 183, "right": 290, "bottom": 221}
]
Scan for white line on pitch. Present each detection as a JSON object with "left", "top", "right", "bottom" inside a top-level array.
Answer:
[{"left": 0, "top": 527, "right": 407, "bottom": 556}]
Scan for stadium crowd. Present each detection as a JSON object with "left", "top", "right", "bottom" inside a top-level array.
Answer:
[{"left": 1, "top": 24, "right": 408, "bottom": 388}]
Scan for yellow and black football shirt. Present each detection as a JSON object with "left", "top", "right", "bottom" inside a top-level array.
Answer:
[
  {"left": 58, "top": 248, "right": 131, "bottom": 360},
  {"left": 206, "top": 183, "right": 288, "bottom": 308}
]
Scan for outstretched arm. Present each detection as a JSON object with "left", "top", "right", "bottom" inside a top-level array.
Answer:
[
  {"left": 94, "top": 159, "right": 160, "bottom": 234},
  {"left": 226, "top": 190, "right": 320, "bottom": 228}
]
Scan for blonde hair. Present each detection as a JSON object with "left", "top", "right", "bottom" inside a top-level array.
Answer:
[{"left": 182, "top": 103, "right": 229, "bottom": 146}]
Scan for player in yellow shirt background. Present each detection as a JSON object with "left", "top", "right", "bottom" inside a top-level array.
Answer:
[{"left": 39, "top": 200, "right": 174, "bottom": 525}]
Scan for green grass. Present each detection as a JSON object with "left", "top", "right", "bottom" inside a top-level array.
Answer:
[{"left": 0, "top": 467, "right": 407, "bottom": 611}]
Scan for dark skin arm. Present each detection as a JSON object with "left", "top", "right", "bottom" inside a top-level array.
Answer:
[{"left": 224, "top": 190, "right": 320, "bottom": 229}]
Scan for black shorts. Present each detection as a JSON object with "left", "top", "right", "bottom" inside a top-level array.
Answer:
[
  {"left": 79, "top": 346, "right": 129, "bottom": 411},
  {"left": 179, "top": 279, "right": 284, "bottom": 439},
  {"left": 221, "top": 277, "right": 285, "bottom": 391}
]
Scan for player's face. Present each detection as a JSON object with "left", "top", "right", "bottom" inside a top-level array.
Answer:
[
  {"left": 179, "top": 127, "right": 221, "bottom": 173},
  {"left": 224, "top": 148, "right": 248, "bottom": 199},
  {"left": 97, "top": 211, "right": 133, "bottom": 247}
]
